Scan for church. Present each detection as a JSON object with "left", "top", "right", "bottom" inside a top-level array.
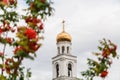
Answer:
[{"left": 52, "top": 21, "right": 79, "bottom": 80}]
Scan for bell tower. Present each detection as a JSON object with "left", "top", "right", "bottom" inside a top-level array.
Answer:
[{"left": 52, "top": 21, "right": 77, "bottom": 80}]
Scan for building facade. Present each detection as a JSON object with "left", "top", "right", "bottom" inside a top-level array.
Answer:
[{"left": 52, "top": 21, "right": 78, "bottom": 80}]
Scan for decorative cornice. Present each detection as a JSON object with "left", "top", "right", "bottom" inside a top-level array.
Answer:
[
  {"left": 52, "top": 54, "right": 77, "bottom": 59},
  {"left": 52, "top": 56, "right": 77, "bottom": 64}
]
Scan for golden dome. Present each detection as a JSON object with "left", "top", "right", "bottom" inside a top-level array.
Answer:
[
  {"left": 56, "top": 20, "right": 72, "bottom": 42},
  {"left": 57, "top": 31, "right": 72, "bottom": 42}
]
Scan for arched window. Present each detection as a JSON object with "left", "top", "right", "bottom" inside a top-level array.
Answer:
[
  {"left": 62, "top": 46, "right": 65, "bottom": 53},
  {"left": 67, "top": 46, "right": 69, "bottom": 53},
  {"left": 58, "top": 47, "right": 60, "bottom": 54},
  {"left": 68, "top": 63, "right": 72, "bottom": 77},
  {"left": 56, "top": 64, "right": 59, "bottom": 77}
]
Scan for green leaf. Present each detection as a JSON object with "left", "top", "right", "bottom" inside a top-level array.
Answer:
[
  {"left": 99, "top": 63, "right": 107, "bottom": 73},
  {"left": 0, "top": 75, "right": 6, "bottom": 80},
  {"left": 26, "top": 68, "right": 32, "bottom": 78},
  {"left": 98, "top": 46, "right": 103, "bottom": 51},
  {"left": 26, "top": 55, "right": 34, "bottom": 60},
  {"left": 112, "top": 51, "right": 117, "bottom": 57},
  {"left": 15, "top": 50, "right": 28, "bottom": 57}
]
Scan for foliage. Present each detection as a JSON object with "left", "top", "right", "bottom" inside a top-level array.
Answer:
[
  {"left": 81, "top": 39, "right": 119, "bottom": 80},
  {"left": 0, "top": 0, "right": 53, "bottom": 80}
]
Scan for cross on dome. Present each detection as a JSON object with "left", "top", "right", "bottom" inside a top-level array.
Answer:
[{"left": 62, "top": 20, "right": 65, "bottom": 32}]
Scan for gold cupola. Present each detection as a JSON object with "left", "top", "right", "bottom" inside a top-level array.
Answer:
[{"left": 56, "top": 21, "right": 72, "bottom": 42}]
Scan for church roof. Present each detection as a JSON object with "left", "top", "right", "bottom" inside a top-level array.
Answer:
[
  {"left": 56, "top": 31, "right": 72, "bottom": 42},
  {"left": 56, "top": 20, "right": 72, "bottom": 42}
]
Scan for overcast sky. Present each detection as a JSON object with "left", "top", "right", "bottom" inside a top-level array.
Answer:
[{"left": 16, "top": 0, "right": 120, "bottom": 80}]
